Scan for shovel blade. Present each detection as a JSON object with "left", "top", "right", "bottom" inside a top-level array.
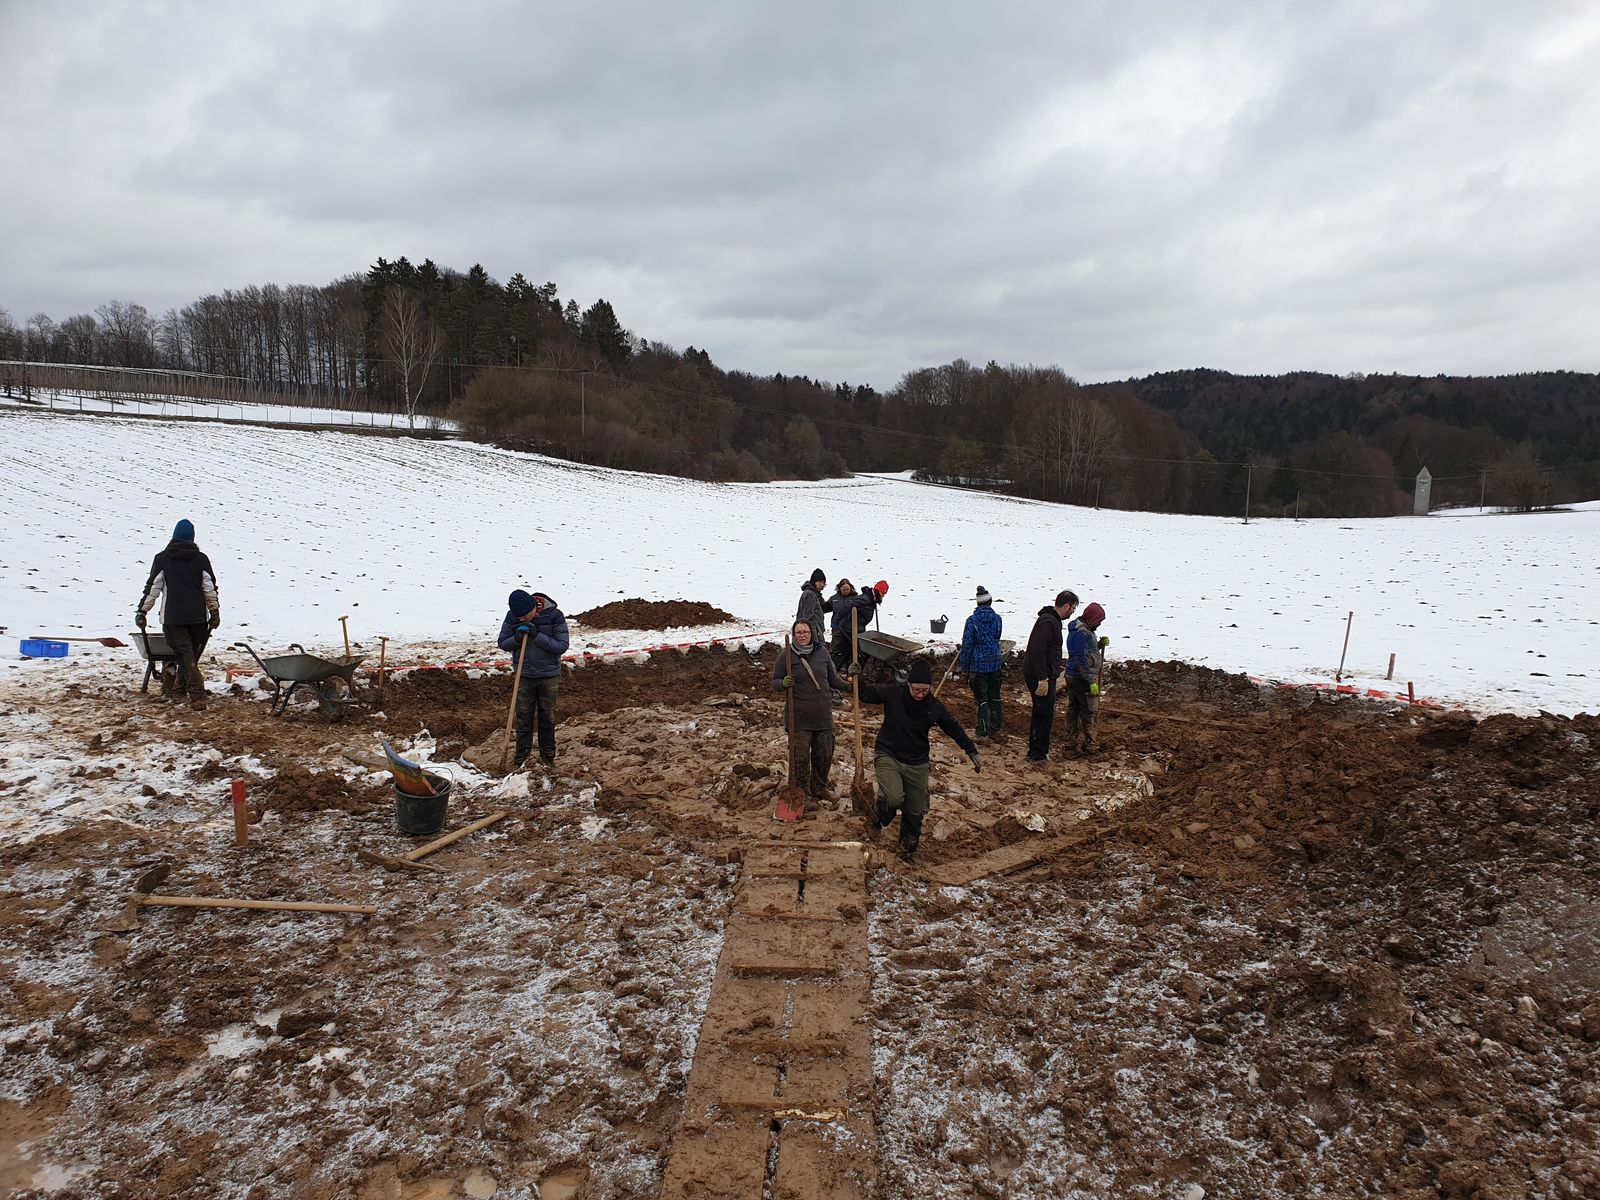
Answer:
[
  {"left": 100, "top": 897, "right": 144, "bottom": 933},
  {"left": 773, "top": 786, "right": 806, "bottom": 823}
]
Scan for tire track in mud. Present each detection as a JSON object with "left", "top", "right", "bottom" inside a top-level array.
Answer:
[{"left": 661, "top": 841, "right": 878, "bottom": 1199}]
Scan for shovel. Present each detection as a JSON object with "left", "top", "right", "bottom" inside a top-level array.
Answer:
[
  {"left": 498, "top": 630, "right": 531, "bottom": 773},
  {"left": 774, "top": 633, "right": 805, "bottom": 822},
  {"left": 102, "top": 865, "right": 378, "bottom": 931},
  {"left": 32, "top": 635, "right": 129, "bottom": 647},
  {"left": 849, "top": 608, "right": 873, "bottom": 815}
]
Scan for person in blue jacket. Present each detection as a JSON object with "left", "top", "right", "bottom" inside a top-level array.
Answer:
[
  {"left": 1063, "top": 602, "right": 1107, "bottom": 754},
  {"left": 498, "top": 588, "right": 570, "bottom": 768},
  {"left": 957, "top": 586, "right": 1004, "bottom": 737}
]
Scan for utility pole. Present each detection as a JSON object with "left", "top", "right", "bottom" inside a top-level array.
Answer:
[
  {"left": 1479, "top": 469, "right": 1487, "bottom": 511},
  {"left": 1094, "top": 477, "right": 1101, "bottom": 509},
  {"left": 580, "top": 373, "right": 586, "bottom": 441},
  {"left": 1294, "top": 490, "right": 1301, "bottom": 521},
  {"left": 1243, "top": 463, "right": 1253, "bottom": 525}
]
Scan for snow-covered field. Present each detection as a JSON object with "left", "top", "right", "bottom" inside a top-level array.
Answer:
[
  {"left": 1, "top": 406, "right": 1595, "bottom": 714},
  {"left": 0, "top": 389, "right": 453, "bottom": 431}
]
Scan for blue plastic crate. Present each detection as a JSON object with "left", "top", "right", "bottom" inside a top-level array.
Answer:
[{"left": 19, "top": 639, "right": 69, "bottom": 658}]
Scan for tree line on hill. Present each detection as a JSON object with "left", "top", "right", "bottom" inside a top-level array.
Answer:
[{"left": 4, "top": 260, "right": 1595, "bottom": 515}]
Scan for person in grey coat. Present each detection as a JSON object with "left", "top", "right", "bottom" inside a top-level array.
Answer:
[{"left": 772, "top": 619, "right": 846, "bottom": 799}]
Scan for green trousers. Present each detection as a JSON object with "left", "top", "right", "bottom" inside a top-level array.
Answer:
[
  {"left": 874, "top": 753, "right": 931, "bottom": 816},
  {"left": 968, "top": 670, "right": 1003, "bottom": 736}
]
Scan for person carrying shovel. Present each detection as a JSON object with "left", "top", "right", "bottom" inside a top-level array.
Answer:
[
  {"left": 497, "top": 589, "right": 569, "bottom": 769},
  {"left": 772, "top": 619, "right": 846, "bottom": 801},
  {"left": 852, "top": 658, "right": 982, "bottom": 860},
  {"left": 1064, "top": 602, "right": 1107, "bottom": 755}
]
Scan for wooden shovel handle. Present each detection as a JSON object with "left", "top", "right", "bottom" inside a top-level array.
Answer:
[
  {"left": 404, "top": 811, "right": 509, "bottom": 862},
  {"left": 141, "top": 895, "right": 376, "bottom": 915}
]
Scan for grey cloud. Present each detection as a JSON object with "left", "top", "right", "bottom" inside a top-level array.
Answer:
[{"left": 3, "top": 1, "right": 1599, "bottom": 385}]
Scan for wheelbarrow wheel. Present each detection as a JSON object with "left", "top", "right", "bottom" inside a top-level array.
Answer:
[{"left": 317, "top": 676, "right": 356, "bottom": 721}]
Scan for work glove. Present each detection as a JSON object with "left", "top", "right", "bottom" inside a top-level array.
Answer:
[
  {"left": 208, "top": 610, "right": 221, "bottom": 631},
  {"left": 1098, "top": 636, "right": 1110, "bottom": 649},
  {"left": 782, "top": 675, "right": 794, "bottom": 688},
  {"left": 135, "top": 611, "right": 147, "bottom": 629},
  {"left": 967, "top": 750, "right": 983, "bottom": 773},
  {"left": 515, "top": 623, "right": 533, "bottom": 635},
  {"left": 1033, "top": 679, "right": 1048, "bottom": 697},
  {"left": 1090, "top": 682, "right": 1100, "bottom": 696}
]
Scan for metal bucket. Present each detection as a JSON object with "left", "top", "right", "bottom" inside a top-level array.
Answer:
[
  {"left": 394, "top": 774, "right": 450, "bottom": 835},
  {"left": 929, "top": 615, "right": 948, "bottom": 633}
]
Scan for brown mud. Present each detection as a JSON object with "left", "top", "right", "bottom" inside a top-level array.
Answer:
[{"left": 1, "top": 641, "right": 1596, "bottom": 1198}]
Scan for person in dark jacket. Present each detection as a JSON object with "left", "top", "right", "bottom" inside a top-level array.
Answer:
[
  {"left": 498, "top": 589, "right": 570, "bottom": 768},
  {"left": 136, "top": 519, "right": 220, "bottom": 710},
  {"left": 828, "top": 578, "right": 882, "bottom": 674},
  {"left": 1022, "top": 590, "right": 1077, "bottom": 762},
  {"left": 796, "top": 568, "right": 833, "bottom": 646},
  {"left": 772, "top": 619, "right": 846, "bottom": 799},
  {"left": 855, "top": 658, "right": 981, "bottom": 858},
  {"left": 957, "top": 586, "right": 1004, "bottom": 737},
  {"left": 1064, "top": 602, "right": 1107, "bottom": 753}
]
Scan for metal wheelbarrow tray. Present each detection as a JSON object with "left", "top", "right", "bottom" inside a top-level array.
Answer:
[
  {"left": 856, "top": 631, "right": 925, "bottom": 663},
  {"left": 235, "top": 641, "right": 366, "bottom": 720},
  {"left": 132, "top": 629, "right": 180, "bottom": 695}
]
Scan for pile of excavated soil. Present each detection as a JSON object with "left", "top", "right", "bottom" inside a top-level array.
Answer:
[{"left": 571, "top": 598, "right": 737, "bottom": 630}]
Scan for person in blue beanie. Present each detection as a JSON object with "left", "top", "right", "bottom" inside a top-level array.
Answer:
[
  {"left": 497, "top": 588, "right": 570, "bottom": 768},
  {"left": 136, "top": 519, "right": 220, "bottom": 710},
  {"left": 957, "top": 586, "right": 1005, "bottom": 737}
]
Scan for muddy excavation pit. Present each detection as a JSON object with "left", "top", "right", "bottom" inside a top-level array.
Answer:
[{"left": 1, "top": 644, "right": 1596, "bottom": 1198}]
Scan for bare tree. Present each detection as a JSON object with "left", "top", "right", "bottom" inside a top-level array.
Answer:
[{"left": 381, "top": 287, "right": 444, "bottom": 430}]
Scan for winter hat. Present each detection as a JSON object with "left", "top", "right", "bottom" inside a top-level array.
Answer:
[
  {"left": 172, "top": 519, "right": 194, "bottom": 541},
  {"left": 975, "top": 586, "right": 992, "bottom": 606},
  {"left": 908, "top": 659, "right": 934, "bottom": 685},
  {"left": 509, "top": 589, "right": 535, "bottom": 616},
  {"left": 1082, "top": 602, "right": 1106, "bottom": 630},
  {"left": 810, "top": 568, "right": 827, "bottom": 585}
]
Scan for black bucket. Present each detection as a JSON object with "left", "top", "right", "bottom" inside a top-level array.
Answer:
[
  {"left": 394, "top": 774, "right": 450, "bottom": 835},
  {"left": 929, "top": 614, "right": 948, "bottom": 633}
]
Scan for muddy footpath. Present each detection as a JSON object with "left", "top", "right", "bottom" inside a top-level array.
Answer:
[{"left": 0, "top": 633, "right": 1597, "bottom": 1198}]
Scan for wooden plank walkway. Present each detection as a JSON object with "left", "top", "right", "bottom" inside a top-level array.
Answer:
[{"left": 660, "top": 844, "right": 877, "bottom": 1199}]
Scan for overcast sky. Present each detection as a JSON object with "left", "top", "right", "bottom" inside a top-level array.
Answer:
[{"left": 4, "top": 1, "right": 1599, "bottom": 387}]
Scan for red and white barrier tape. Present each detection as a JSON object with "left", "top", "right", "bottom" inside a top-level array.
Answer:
[{"left": 1247, "top": 674, "right": 1449, "bottom": 708}]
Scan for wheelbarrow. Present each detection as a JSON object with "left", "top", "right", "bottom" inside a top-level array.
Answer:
[
  {"left": 856, "top": 630, "right": 928, "bottom": 684},
  {"left": 234, "top": 642, "right": 365, "bottom": 720},
  {"left": 132, "top": 628, "right": 180, "bottom": 695}
]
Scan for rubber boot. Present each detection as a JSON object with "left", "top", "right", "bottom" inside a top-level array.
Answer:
[
  {"left": 897, "top": 811, "right": 924, "bottom": 859},
  {"left": 873, "top": 801, "right": 897, "bottom": 833},
  {"left": 513, "top": 730, "right": 533, "bottom": 769}
]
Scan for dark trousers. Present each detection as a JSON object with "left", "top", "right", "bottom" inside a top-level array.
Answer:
[
  {"left": 1025, "top": 675, "right": 1057, "bottom": 759},
  {"left": 829, "top": 631, "right": 854, "bottom": 674},
  {"left": 1065, "top": 676, "right": 1097, "bottom": 748},
  {"left": 164, "top": 623, "right": 211, "bottom": 699},
  {"left": 969, "top": 670, "right": 1003, "bottom": 736},
  {"left": 514, "top": 675, "right": 560, "bottom": 764},
  {"left": 789, "top": 727, "right": 836, "bottom": 796}
]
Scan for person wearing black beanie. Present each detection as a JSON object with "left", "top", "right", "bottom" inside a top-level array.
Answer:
[
  {"left": 497, "top": 587, "right": 570, "bottom": 768},
  {"left": 852, "top": 656, "right": 980, "bottom": 859}
]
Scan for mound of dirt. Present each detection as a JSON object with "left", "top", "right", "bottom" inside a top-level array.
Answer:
[{"left": 573, "top": 598, "right": 736, "bottom": 630}]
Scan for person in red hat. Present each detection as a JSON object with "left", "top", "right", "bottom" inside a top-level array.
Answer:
[{"left": 1064, "top": 601, "right": 1107, "bottom": 753}]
